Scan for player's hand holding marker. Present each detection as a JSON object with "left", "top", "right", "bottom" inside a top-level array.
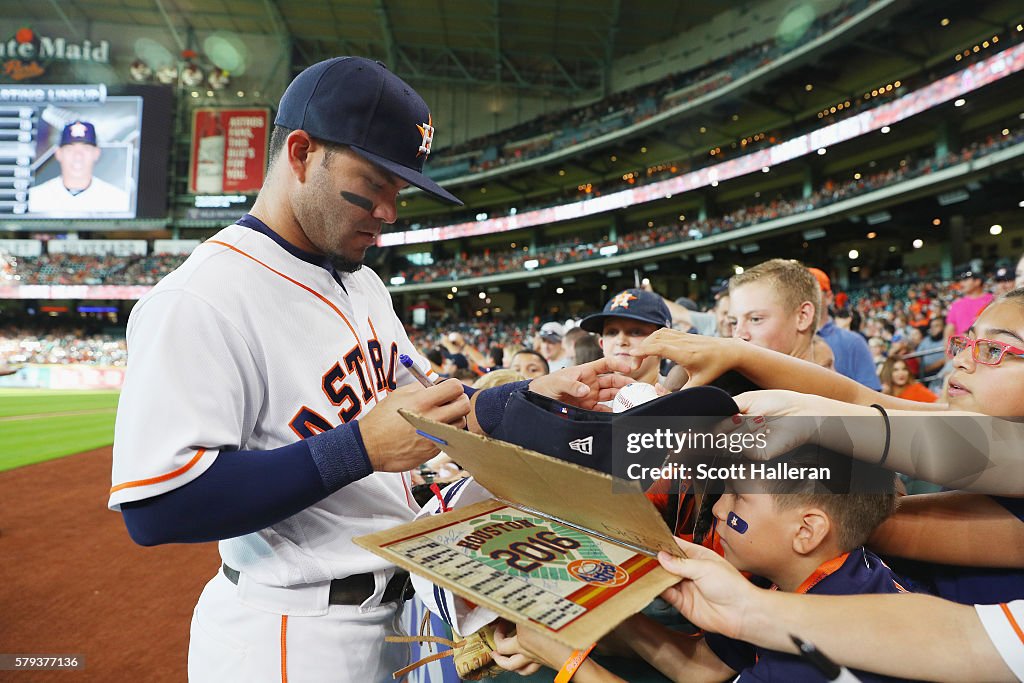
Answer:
[{"left": 359, "top": 378, "right": 470, "bottom": 472}]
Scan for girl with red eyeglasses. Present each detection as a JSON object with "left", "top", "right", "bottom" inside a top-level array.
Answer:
[{"left": 579, "top": 288, "right": 1023, "bottom": 679}]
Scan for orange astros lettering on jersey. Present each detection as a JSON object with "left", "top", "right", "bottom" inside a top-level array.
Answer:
[
  {"left": 288, "top": 406, "right": 335, "bottom": 440},
  {"left": 288, "top": 337, "right": 401, "bottom": 437}
]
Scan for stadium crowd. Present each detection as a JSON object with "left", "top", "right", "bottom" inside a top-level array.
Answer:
[
  {"left": 0, "top": 326, "right": 127, "bottom": 366},
  {"left": 7, "top": 258, "right": 1021, "bottom": 379},
  {"left": 7, "top": 123, "right": 1020, "bottom": 289},
  {"left": 400, "top": 258, "right": 1024, "bottom": 405},
  {"left": 423, "top": 0, "right": 1017, "bottom": 183},
  {"left": 395, "top": 124, "right": 1024, "bottom": 283}
]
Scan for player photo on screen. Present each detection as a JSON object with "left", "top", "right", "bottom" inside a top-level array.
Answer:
[{"left": 25, "top": 99, "right": 141, "bottom": 219}]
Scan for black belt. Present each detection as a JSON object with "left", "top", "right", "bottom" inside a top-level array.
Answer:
[{"left": 222, "top": 564, "right": 414, "bottom": 605}]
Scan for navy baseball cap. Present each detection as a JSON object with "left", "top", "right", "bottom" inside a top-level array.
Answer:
[
  {"left": 60, "top": 121, "right": 97, "bottom": 146},
  {"left": 993, "top": 265, "right": 1014, "bottom": 282},
  {"left": 491, "top": 386, "right": 739, "bottom": 477},
  {"left": 579, "top": 288, "right": 672, "bottom": 333},
  {"left": 275, "top": 57, "right": 462, "bottom": 205}
]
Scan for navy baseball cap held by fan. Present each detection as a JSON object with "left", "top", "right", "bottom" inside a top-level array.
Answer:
[
  {"left": 491, "top": 386, "right": 739, "bottom": 477},
  {"left": 579, "top": 288, "right": 672, "bottom": 334},
  {"left": 275, "top": 56, "right": 463, "bottom": 205}
]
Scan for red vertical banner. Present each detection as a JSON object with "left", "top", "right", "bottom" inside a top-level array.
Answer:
[{"left": 189, "top": 108, "right": 269, "bottom": 194}]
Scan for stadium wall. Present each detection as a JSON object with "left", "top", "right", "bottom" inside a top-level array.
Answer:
[{"left": 0, "top": 365, "right": 125, "bottom": 390}]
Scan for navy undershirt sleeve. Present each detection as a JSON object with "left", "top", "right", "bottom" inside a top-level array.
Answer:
[
  {"left": 121, "top": 423, "right": 373, "bottom": 545},
  {"left": 473, "top": 380, "right": 531, "bottom": 434}
]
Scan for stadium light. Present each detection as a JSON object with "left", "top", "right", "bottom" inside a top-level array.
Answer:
[
  {"left": 913, "top": 239, "right": 924, "bottom": 248},
  {"left": 848, "top": 249, "right": 859, "bottom": 259},
  {"left": 990, "top": 224, "right": 1003, "bottom": 235},
  {"left": 954, "top": 98, "right": 966, "bottom": 107}
]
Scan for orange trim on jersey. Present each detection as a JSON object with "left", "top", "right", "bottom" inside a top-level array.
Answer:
[
  {"left": 109, "top": 449, "right": 208, "bottom": 494},
  {"left": 206, "top": 239, "right": 378, "bottom": 408},
  {"left": 401, "top": 471, "right": 414, "bottom": 509},
  {"left": 1001, "top": 603, "right": 1024, "bottom": 644},
  {"left": 280, "top": 615, "right": 288, "bottom": 683},
  {"left": 793, "top": 553, "right": 849, "bottom": 595}
]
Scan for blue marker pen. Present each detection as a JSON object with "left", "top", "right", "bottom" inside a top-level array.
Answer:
[{"left": 399, "top": 354, "right": 438, "bottom": 388}]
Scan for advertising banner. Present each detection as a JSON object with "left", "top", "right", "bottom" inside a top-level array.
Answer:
[{"left": 189, "top": 108, "right": 269, "bottom": 195}]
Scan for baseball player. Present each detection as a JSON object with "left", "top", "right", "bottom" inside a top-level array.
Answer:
[
  {"left": 28, "top": 120, "right": 131, "bottom": 214},
  {"left": 109, "top": 56, "right": 632, "bottom": 682}
]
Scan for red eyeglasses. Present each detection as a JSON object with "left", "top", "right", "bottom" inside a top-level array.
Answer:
[{"left": 946, "top": 335, "right": 1024, "bottom": 366}]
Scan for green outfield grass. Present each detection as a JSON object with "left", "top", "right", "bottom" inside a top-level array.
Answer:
[{"left": 0, "top": 389, "right": 120, "bottom": 471}]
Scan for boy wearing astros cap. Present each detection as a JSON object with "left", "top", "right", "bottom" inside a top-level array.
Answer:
[{"left": 579, "top": 288, "right": 673, "bottom": 386}]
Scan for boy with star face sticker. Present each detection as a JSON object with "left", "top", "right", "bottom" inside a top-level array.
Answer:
[{"left": 492, "top": 449, "right": 920, "bottom": 683}]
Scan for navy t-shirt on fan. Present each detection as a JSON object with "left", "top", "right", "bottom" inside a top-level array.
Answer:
[
  {"left": 704, "top": 547, "right": 919, "bottom": 682},
  {"left": 928, "top": 496, "right": 1024, "bottom": 604}
]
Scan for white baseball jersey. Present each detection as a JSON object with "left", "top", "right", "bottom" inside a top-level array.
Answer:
[
  {"left": 977, "top": 601, "right": 1024, "bottom": 681},
  {"left": 28, "top": 175, "right": 131, "bottom": 215},
  {"left": 109, "top": 222, "right": 430, "bottom": 588}
]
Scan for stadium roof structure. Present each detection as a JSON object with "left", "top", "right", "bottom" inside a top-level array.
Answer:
[{"left": 8, "top": 0, "right": 750, "bottom": 95}]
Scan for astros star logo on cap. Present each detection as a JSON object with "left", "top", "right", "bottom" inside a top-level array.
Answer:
[
  {"left": 416, "top": 114, "right": 434, "bottom": 158},
  {"left": 610, "top": 291, "right": 637, "bottom": 310},
  {"left": 69, "top": 122, "right": 88, "bottom": 139}
]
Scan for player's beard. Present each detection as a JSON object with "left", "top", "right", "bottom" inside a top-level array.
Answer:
[
  {"left": 295, "top": 168, "right": 367, "bottom": 273},
  {"left": 326, "top": 251, "right": 363, "bottom": 274}
]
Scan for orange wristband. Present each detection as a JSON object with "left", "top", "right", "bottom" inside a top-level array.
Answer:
[{"left": 554, "top": 643, "right": 596, "bottom": 683}]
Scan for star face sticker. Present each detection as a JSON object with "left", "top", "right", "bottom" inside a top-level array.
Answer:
[
  {"left": 609, "top": 291, "right": 637, "bottom": 310},
  {"left": 69, "top": 122, "right": 88, "bottom": 139},
  {"left": 416, "top": 114, "right": 434, "bottom": 158},
  {"left": 726, "top": 511, "right": 748, "bottom": 534}
]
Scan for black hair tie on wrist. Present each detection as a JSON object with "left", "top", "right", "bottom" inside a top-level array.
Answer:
[{"left": 870, "top": 404, "right": 891, "bottom": 467}]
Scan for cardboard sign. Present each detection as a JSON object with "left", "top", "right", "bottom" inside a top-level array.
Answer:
[{"left": 354, "top": 411, "right": 684, "bottom": 648}]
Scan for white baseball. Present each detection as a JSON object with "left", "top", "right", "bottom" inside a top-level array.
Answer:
[{"left": 612, "top": 382, "right": 660, "bottom": 413}]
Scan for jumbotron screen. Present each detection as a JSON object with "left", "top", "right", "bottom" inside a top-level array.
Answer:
[{"left": 0, "top": 83, "right": 171, "bottom": 219}]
